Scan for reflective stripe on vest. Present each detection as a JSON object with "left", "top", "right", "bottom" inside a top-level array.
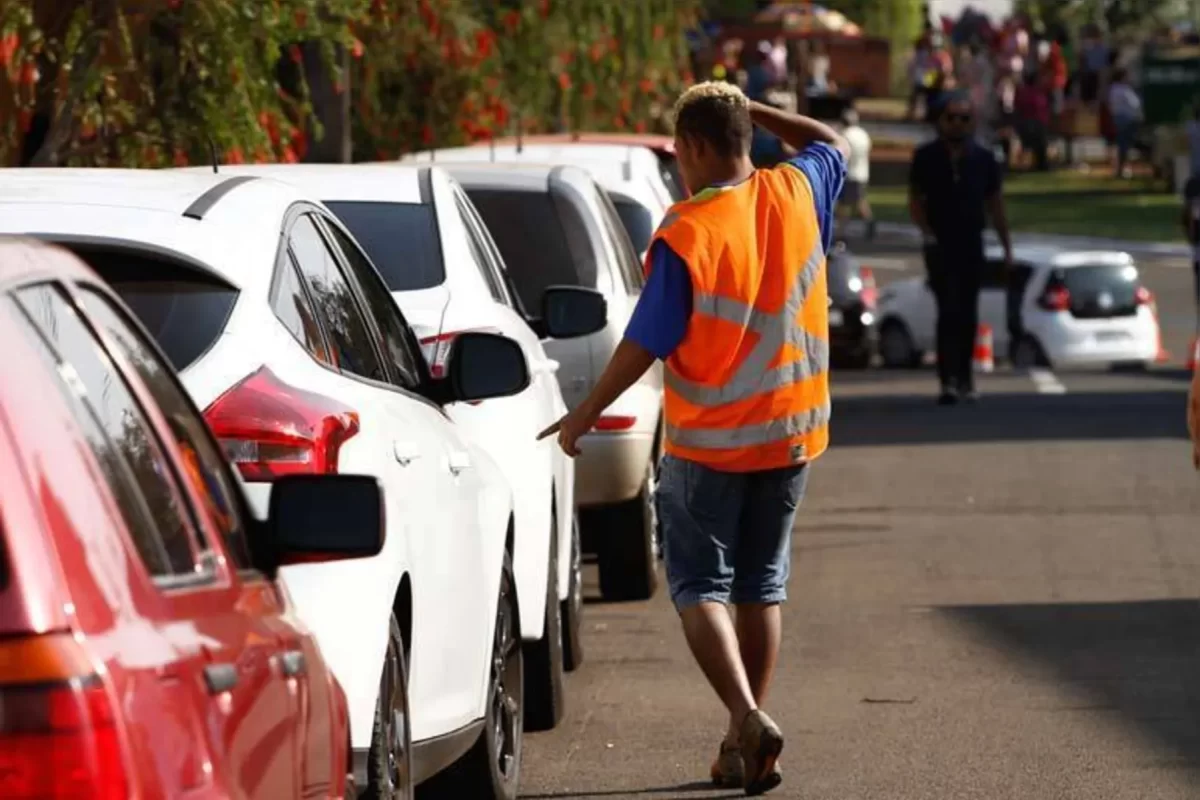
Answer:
[
  {"left": 665, "top": 400, "right": 831, "bottom": 450},
  {"left": 664, "top": 238, "right": 825, "bottom": 408}
]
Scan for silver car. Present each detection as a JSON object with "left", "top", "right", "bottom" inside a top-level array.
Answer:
[{"left": 446, "top": 162, "right": 663, "bottom": 602}]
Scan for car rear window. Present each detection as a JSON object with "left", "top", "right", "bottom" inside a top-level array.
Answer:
[
  {"left": 1058, "top": 263, "right": 1139, "bottom": 314},
  {"left": 73, "top": 249, "right": 238, "bottom": 372},
  {"left": 323, "top": 201, "right": 445, "bottom": 292},
  {"left": 465, "top": 188, "right": 583, "bottom": 311},
  {"left": 611, "top": 196, "right": 655, "bottom": 257}
]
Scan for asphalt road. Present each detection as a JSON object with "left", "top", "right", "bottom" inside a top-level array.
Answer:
[{"left": 516, "top": 237, "right": 1200, "bottom": 800}]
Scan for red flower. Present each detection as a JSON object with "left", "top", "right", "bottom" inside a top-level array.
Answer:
[
  {"left": 613, "top": 116, "right": 626, "bottom": 130},
  {"left": 252, "top": 149, "right": 269, "bottom": 163},
  {"left": 291, "top": 128, "right": 308, "bottom": 159},
  {"left": 558, "top": 73, "right": 572, "bottom": 90},
  {"left": 227, "top": 147, "right": 245, "bottom": 164},
  {"left": 351, "top": 38, "right": 364, "bottom": 58},
  {"left": 281, "top": 145, "right": 299, "bottom": 163},
  {"left": 18, "top": 62, "right": 36, "bottom": 86},
  {"left": 0, "top": 33, "right": 19, "bottom": 69},
  {"left": 538, "top": 0, "right": 550, "bottom": 17},
  {"left": 502, "top": 10, "right": 521, "bottom": 32},
  {"left": 589, "top": 42, "right": 604, "bottom": 62},
  {"left": 421, "top": 125, "right": 434, "bottom": 145},
  {"left": 474, "top": 29, "right": 495, "bottom": 60},
  {"left": 142, "top": 146, "right": 161, "bottom": 165},
  {"left": 635, "top": 121, "right": 647, "bottom": 133},
  {"left": 173, "top": 149, "right": 189, "bottom": 167},
  {"left": 493, "top": 101, "right": 510, "bottom": 128},
  {"left": 167, "top": 0, "right": 181, "bottom": 9},
  {"left": 638, "top": 78, "right": 653, "bottom": 93},
  {"left": 653, "top": 24, "right": 665, "bottom": 41},
  {"left": 288, "top": 45, "right": 303, "bottom": 64},
  {"left": 79, "top": 122, "right": 96, "bottom": 141},
  {"left": 582, "top": 82, "right": 595, "bottom": 98}
]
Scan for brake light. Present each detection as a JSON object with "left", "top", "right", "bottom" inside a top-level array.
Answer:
[
  {"left": 858, "top": 267, "right": 877, "bottom": 309},
  {"left": 1039, "top": 285, "right": 1071, "bottom": 311},
  {"left": 1135, "top": 286, "right": 1152, "bottom": 305},
  {"left": 204, "top": 366, "right": 360, "bottom": 482},
  {"left": 0, "top": 634, "right": 127, "bottom": 800},
  {"left": 592, "top": 415, "right": 637, "bottom": 432},
  {"left": 418, "top": 327, "right": 499, "bottom": 379}
]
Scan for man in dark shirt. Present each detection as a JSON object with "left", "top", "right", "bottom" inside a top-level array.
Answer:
[{"left": 909, "top": 92, "right": 1013, "bottom": 404}]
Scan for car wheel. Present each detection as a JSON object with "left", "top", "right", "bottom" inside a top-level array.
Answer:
[
  {"left": 421, "top": 555, "right": 523, "bottom": 800},
  {"left": 879, "top": 320, "right": 920, "bottom": 368},
  {"left": 364, "top": 614, "right": 413, "bottom": 800},
  {"left": 524, "top": 514, "right": 565, "bottom": 732},
  {"left": 560, "top": 513, "right": 585, "bottom": 672},
  {"left": 1011, "top": 335, "right": 1047, "bottom": 368},
  {"left": 596, "top": 462, "right": 659, "bottom": 602}
]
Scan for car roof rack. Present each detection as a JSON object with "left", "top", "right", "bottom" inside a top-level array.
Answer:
[{"left": 182, "top": 175, "right": 259, "bottom": 221}]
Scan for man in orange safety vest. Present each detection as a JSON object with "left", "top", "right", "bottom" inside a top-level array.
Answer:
[{"left": 540, "top": 81, "right": 848, "bottom": 795}]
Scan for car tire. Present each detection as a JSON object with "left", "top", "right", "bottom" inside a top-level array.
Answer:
[
  {"left": 420, "top": 554, "right": 523, "bottom": 800},
  {"left": 560, "top": 513, "right": 585, "bottom": 672},
  {"left": 523, "top": 517, "right": 565, "bottom": 732},
  {"left": 1011, "top": 335, "right": 1048, "bottom": 368},
  {"left": 364, "top": 613, "right": 413, "bottom": 800},
  {"left": 879, "top": 320, "right": 921, "bottom": 368},
  {"left": 596, "top": 463, "right": 658, "bottom": 602}
]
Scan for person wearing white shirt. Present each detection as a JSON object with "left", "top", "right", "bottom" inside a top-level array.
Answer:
[{"left": 838, "top": 108, "right": 875, "bottom": 239}]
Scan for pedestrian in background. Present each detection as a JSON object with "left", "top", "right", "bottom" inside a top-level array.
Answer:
[
  {"left": 540, "top": 81, "right": 848, "bottom": 796},
  {"left": 1107, "top": 67, "right": 1142, "bottom": 178},
  {"left": 838, "top": 108, "right": 875, "bottom": 239},
  {"left": 908, "top": 92, "right": 1013, "bottom": 405}
]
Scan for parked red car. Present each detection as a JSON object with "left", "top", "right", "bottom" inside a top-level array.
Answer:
[{"left": 0, "top": 238, "right": 384, "bottom": 799}]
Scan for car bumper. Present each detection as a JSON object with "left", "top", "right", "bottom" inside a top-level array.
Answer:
[{"left": 575, "top": 430, "right": 655, "bottom": 507}]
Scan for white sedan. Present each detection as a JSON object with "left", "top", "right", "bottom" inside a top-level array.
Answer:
[
  {"left": 201, "top": 163, "right": 606, "bottom": 735},
  {"left": 877, "top": 244, "right": 1160, "bottom": 370}
]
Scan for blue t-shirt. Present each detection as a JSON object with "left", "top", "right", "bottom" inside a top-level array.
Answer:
[{"left": 624, "top": 142, "right": 847, "bottom": 360}]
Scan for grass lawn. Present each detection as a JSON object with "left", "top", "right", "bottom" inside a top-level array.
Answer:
[{"left": 869, "top": 169, "right": 1186, "bottom": 243}]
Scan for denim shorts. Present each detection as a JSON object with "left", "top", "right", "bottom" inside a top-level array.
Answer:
[{"left": 655, "top": 454, "right": 810, "bottom": 610}]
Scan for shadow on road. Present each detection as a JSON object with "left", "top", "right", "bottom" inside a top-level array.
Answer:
[
  {"left": 942, "top": 600, "right": 1200, "bottom": 767},
  {"left": 522, "top": 781, "right": 741, "bottom": 799},
  {"left": 831, "top": 389, "right": 1189, "bottom": 447}
]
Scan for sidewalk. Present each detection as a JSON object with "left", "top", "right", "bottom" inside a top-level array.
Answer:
[{"left": 872, "top": 221, "right": 1193, "bottom": 259}]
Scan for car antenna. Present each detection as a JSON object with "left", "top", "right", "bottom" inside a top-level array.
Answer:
[{"left": 207, "top": 136, "right": 219, "bottom": 174}]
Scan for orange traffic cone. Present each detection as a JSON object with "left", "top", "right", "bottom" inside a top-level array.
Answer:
[
  {"left": 972, "top": 324, "right": 995, "bottom": 373},
  {"left": 1149, "top": 299, "right": 1171, "bottom": 363}
]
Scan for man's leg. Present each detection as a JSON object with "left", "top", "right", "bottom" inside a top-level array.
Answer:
[
  {"left": 925, "top": 245, "right": 955, "bottom": 399},
  {"left": 956, "top": 280, "right": 982, "bottom": 393},
  {"left": 656, "top": 455, "right": 757, "bottom": 738}
]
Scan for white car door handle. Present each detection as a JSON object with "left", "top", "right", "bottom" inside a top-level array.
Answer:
[
  {"left": 393, "top": 441, "right": 421, "bottom": 466},
  {"left": 532, "top": 359, "right": 560, "bottom": 375},
  {"left": 448, "top": 451, "right": 472, "bottom": 475}
]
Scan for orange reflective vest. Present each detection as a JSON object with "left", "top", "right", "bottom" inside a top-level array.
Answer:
[{"left": 647, "top": 165, "right": 830, "bottom": 472}]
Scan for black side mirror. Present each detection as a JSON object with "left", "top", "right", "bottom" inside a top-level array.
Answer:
[
  {"left": 529, "top": 285, "right": 608, "bottom": 339},
  {"left": 444, "top": 331, "right": 530, "bottom": 403},
  {"left": 267, "top": 475, "right": 385, "bottom": 567}
]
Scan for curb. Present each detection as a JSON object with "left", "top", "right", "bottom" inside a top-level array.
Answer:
[{"left": 872, "top": 222, "right": 1192, "bottom": 259}]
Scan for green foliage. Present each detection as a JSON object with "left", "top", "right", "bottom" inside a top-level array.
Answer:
[{"left": 2, "top": 0, "right": 702, "bottom": 166}]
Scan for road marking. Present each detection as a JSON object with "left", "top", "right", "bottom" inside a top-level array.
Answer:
[{"left": 1028, "top": 368, "right": 1067, "bottom": 395}]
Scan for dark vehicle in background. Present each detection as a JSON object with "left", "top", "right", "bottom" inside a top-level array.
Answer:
[{"left": 827, "top": 242, "right": 878, "bottom": 369}]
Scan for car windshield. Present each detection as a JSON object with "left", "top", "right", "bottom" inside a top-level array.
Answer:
[
  {"left": 465, "top": 188, "right": 581, "bottom": 311},
  {"left": 611, "top": 196, "right": 655, "bottom": 256},
  {"left": 73, "top": 249, "right": 238, "bottom": 372},
  {"left": 323, "top": 201, "right": 445, "bottom": 292}
]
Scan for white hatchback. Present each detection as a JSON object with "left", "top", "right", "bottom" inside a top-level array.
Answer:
[
  {"left": 197, "top": 162, "right": 608, "bottom": 733},
  {"left": 876, "top": 244, "right": 1160, "bottom": 370},
  {"left": 0, "top": 168, "right": 534, "bottom": 799}
]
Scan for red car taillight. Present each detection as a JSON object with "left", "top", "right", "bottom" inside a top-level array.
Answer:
[
  {"left": 418, "top": 328, "right": 499, "bottom": 378},
  {"left": 859, "top": 267, "right": 878, "bottom": 309},
  {"left": 203, "top": 366, "right": 360, "bottom": 482},
  {"left": 1038, "top": 285, "right": 1071, "bottom": 311},
  {"left": 1135, "top": 285, "right": 1152, "bottom": 305},
  {"left": 0, "top": 634, "right": 128, "bottom": 800},
  {"left": 592, "top": 415, "right": 637, "bottom": 432}
]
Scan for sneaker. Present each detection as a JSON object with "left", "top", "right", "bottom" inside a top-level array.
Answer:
[
  {"left": 937, "top": 386, "right": 958, "bottom": 406},
  {"left": 711, "top": 741, "right": 744, "bottom": 788},
  {"left": 962, "top": 388, "right": 980, "bottom": 404},
  {"left": 740, "top": 710, "right": 784, "bottom": 795}
]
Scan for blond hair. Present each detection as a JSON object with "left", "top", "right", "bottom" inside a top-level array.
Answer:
[
  {"left": 671, "top": 81, "right": 753, "bottom": 157},
  {"left": 672, "top": 81, "right": 749, "bottom": 127}
]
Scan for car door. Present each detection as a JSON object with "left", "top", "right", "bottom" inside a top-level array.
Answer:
[
  {"left": 9, "top": 281, "right": 299, "bottom": 798},
  {"left": 73, "top": 281, "right": 341, "bottom": 798},
  {"left": 312, "top": 212, "right": 493, "bottom": 738}
]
